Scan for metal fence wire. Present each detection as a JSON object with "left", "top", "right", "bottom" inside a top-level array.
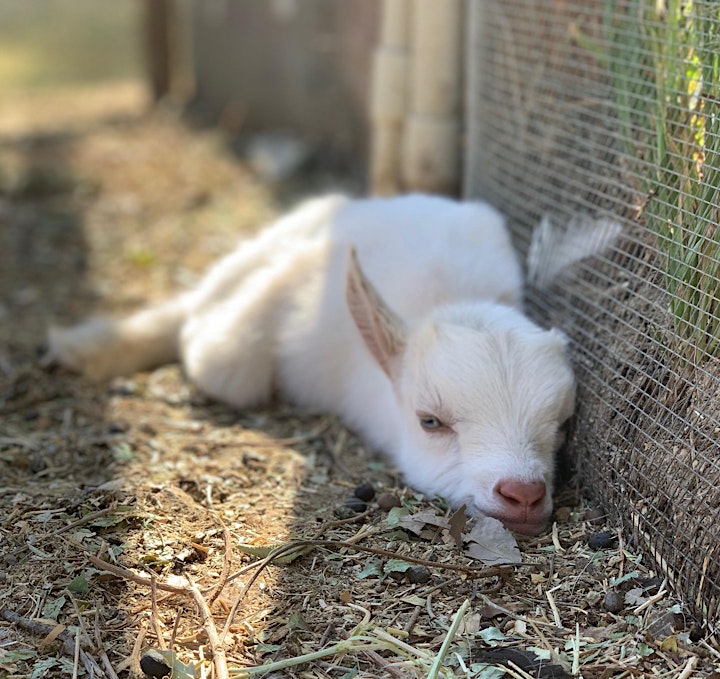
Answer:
[{"left": 465, "top": 0, "right": 720, "bottom": 630}]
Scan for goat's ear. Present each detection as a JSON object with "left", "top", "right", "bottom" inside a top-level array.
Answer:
[{"left": 346, "top": 247, "right": 407, "bottom": 377}]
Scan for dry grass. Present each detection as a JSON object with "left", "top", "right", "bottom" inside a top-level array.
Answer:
[{"left": 0, "top": 85, "right": 717, "bottom": 678}]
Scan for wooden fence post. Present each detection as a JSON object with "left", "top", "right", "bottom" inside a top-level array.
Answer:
[{"left": 145, "top": 0, "right": 172, "bottom": 101}]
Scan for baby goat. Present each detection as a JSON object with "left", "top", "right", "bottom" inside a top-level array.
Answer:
[{"left": 49, "top": 195, "right": 576, "bottom": 535}]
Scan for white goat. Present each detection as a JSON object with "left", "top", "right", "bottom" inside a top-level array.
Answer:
[{"left": 48, "top": 194, "right": 576, "bottom": 535}]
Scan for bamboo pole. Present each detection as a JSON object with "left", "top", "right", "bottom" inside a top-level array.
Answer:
[
  {"left": 369, "top": 0, "right": 411, "bottom": 195},
  {"left": 402, "top": 0, "right": 462, "bottom": 194}
]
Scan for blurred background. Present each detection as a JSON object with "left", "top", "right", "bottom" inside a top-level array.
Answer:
[
  {"left": 0, "top": 0, "right": 388, "bottom": 185},
  {"left": 0, "top": 1, "right": 142, "bottom": 89},
  {"left": 0, "top": 0, "right": 398, "bottom": 346},
  {"left": 0, "top": 0, "right": 145, "bottom": 135},
  {"left": 0, "top": 0, "right": 474, "bottom": 235}
]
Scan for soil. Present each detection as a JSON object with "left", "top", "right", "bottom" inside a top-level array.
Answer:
[{"left": 1, "top": 84, "right": 718, "bottom": 678}]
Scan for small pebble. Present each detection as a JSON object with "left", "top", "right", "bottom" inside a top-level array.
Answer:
[
  {"left": 377, "top": 492, "right": 401, "bottom": 511},
  {"left": 587, "top": 531, "right": 617, "bottom": 550},
  {"left": 407, "top": 566, "right": 431, "bottom": 584},
  {"left": 353, "top": 482, "right": 376, "bottom": 502},
  {"left": 603, "top": 590, "right": 623, "bottom": 614},
  {"left": 345, "top": 497, "right": 367, "bottom": 513},
  {"left": 333, "top": 505, "right": 356, "bottom": 520},
  {"left": 140, "top": 649, "right": 171, "bottom": 678}
]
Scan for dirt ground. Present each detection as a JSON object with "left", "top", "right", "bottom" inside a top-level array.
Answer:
[{"left": 1, "top": 84, "right": 718, "bottom": 678}]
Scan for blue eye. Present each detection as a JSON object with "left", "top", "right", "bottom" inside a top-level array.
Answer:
[{"left": 419, "top": 415, "right": 445, "bottom": 432}]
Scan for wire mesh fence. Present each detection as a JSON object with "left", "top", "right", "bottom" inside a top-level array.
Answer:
[{"left": 465, "top": 0, "right": 720, "bottom": 630}]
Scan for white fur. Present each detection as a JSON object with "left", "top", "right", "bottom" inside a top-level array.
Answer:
[{"left": 48, "top": 194, "right": 576, "bottom": 534}]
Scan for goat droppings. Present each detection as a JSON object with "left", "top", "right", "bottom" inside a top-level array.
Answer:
[
  {"left": 353, "top": 482, "right": 376, "bottom": 502},
  {"left": 344, "top": 497, "right": 368, "bottom": 513},
  {"left": 377, "top": 492, "right": 402, "bottom": 512}
]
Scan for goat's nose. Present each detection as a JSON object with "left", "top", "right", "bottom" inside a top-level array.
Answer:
[{"left": 494, "top": 480, "right": 547, "bottom": 509}]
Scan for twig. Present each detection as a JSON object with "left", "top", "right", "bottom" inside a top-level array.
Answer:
[
  {"left": 546, "top": 589, "right": 562, "bottom": 628},
  {"left": 219, "top": 537, "right": 514, "bottom": 643},
  {"left": 505, "top": 661, "right": 536, "bottom": 679},
  {"left": 551, "top": 521, "right": 564, "bottom": 554},
  {"left": 403, "top": 605, "right": 422, "bottom": 635},
  {"left": 67, "top": 591, "right": 89, "bottom": 679},
  {"left": 169, "top": 609, "right": 182, "bottom": 649},
  {"left": 310, "top": 508, "right": 373, "bottom": 539},
  {"left": 0, "top": 608, "right": 107, "bottom": 678},
  {"left": 126, "top": 622, "right": 147, "bottom": 675},
  {"left": 89, "top": 550, "right": 237, "bottom": 674},
  {"left": 424, "top": 575, "right": 463, "bottom": 599},
  {"left": 677, "top": 655, "right": 698, "bottom": 679},
  {"left": 149, "top": 574, "right": 166, "bottom": 649},
  {"left": 571, "top": 623, "right": 580, "bottom": 676},
  {"left": 72, "top": 626, "right": 81, "bottom": 679},
  {"left": 318, "top": 622, "right": 335, "bottom": 648},
  {"left": 94, "top": 611, "right": 120, "bottom": 679},
  {"left": 186, "top": 575, "right": 229, "bottom": 679},
  {"left": 699, "top": 639, "right": 720, "bottom": 660},
  {"left": 633, "top": 586, "right": 667, "bottom": 615},
  {"left": 205, "top": 488, "right": 233, "bottom": 606},
  {"left": 0, "top": 436, "right": 41, "bottom": 450},
  {"left": 362, "top": 649, "right": 406, "bottom": 678},
  {"left": 239, "top": 538, "right": 514, "bottom": 580},
  {"left": 525, "top": 618, "right": 565, "bottom": 669},
  {"left": 87, "top": 554, "right": 187, "bottom": 594},
  {"left": 39, "top": 623, "right": 66, "bottom": 649}
]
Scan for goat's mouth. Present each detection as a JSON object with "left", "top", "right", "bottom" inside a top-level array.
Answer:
[
  {"left": 479, "top": 508, "right": 550, "bottom": 536},
  {"left": 467, "top": 501, "right": 550, "bottom": 536},
  {"left": 497, "top": 518, "right": 549, "bottom": 536}
]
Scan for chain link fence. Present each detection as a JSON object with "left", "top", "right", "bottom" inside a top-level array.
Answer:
[{"left": 465, "top": 0, "right": 720, "bottom": 630}]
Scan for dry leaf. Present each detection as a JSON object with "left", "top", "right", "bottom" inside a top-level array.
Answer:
[
  {"left": 396, "top": 508, "right": 450, "bottom": 535},
  {"left": 462, "top": 516, "right": 522, "bottom": 565},
  {"left": 448, "top": 504, "right": 467, "bottom": 548}
]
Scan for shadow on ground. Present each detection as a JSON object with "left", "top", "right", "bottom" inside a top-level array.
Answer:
[{"left": 0, "top": 89, "right": 390, "bottom": 676}]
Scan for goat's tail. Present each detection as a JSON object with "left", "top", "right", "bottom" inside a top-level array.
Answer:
[
  {"left": 47, "top": 293, "right": 193, "bottom": 381},
  {"left": 526, "top": 215, "right": 622, "bottom": 289}
]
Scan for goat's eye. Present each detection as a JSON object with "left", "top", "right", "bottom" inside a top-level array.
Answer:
[{"left": 419, "top": 415, "right": 445, "bottom": 432}]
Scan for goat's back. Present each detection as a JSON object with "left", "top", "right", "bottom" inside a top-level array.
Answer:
[{"left": 273, "top": 195, "right": 524, "bottom": 437}]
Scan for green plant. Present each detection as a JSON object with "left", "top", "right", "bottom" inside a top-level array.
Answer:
[{"left": 605, "top": 0, "right": 720, "bottom": 359}]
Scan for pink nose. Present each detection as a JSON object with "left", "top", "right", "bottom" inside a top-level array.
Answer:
[{"left": 494, "top": 480, "right": 547, "bottom": 512}]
